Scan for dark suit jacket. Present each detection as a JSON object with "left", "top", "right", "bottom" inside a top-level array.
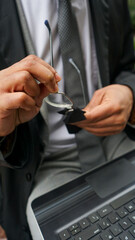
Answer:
[{"left": 0, "top": 0, "right": 135, "bottom": 239}]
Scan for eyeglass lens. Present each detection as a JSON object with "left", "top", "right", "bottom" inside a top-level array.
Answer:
[{"left": 45, "top": 92, "right": 73, "bottom": 109}]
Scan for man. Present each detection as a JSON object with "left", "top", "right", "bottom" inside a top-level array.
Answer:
[{"left": 0, "top": 0, "right": 135, "bottom": 239}]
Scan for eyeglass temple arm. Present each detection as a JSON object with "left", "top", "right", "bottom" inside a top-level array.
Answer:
[
  {"left": 44, "top": 20, "right": 54, "bottom": 68},
  {"left": 69, "top": 58, "right": 86, "bottom": 106}
]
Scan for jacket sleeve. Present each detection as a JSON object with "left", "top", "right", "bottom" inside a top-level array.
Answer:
[
  {"left": 0, "top": 112, "right": 47, "bottom": 169},
  {"left": 110, "top": 0, "right": 135, "bottom": 92},
  {"left": 109, "top": 0, "right": 135, "bottom": 139}
]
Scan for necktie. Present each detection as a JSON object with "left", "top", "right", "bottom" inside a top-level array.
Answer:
[{"left": 58, "top": 0, "right": 88, "bottom": 108}]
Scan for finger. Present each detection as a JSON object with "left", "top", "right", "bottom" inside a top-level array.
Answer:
[
  {"left": 71, "top": 119, "right": 123, "bottom": 135},
  {"left": 12, "top": 55, "right": 60, "bottom": 78},
  {"left": 0, "top": 92, "right": 36, "bottom": 111},
  {"left": 19, "top": 60, "right": 58, "bottom": 92},
  {"left": 83, "top": 126, "right": 123, "bottom": 136},
  {"left": 16, "top": 106, "right": 40, "bottom": 125},
  {"left": 76, "top": 123, "right": 124, "bottom": 133},
  {"left": 74, "top": 113, "right": 126, "bottom": 129},
  {"left": 3, "top": 55, "right": 61, "bottom": 92},
  {"left": 18, "top": 55, "right": 61, "bottom": 90},
  {"left": 84, "top": 89, "right": 104, "bottom": 111},
  {"left": 0, "top": 225, "right": 7, "bottom": 238},
  {"left": 21, "top": 55, "right": 61, "bottom": 80},
  {"left": 1, "top": 71, "right": 40, "bottom": 98},
  {"left": 35, "top": 83, "right": 50, "bottom": 107},
  {"left": 84, "top": 102, "right": 121, "bottom": 123},
  {"left": 15, "top": 71, "right": 40, "bottom": 97}
]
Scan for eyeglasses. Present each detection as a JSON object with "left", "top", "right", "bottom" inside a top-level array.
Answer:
[{"left": 44, "top": 20, "right": 86, "bottom": 110}]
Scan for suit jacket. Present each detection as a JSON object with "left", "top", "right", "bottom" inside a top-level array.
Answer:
[{"left": 0, "top": 0, "right": 135, "bottom": 239}]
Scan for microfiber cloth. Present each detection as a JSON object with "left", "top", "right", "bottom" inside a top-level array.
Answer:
[{"left": 59, "top": 108, "right": 86, "bottom": 134}]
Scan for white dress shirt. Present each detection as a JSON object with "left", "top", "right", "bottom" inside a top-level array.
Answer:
[{"left": 21, "top": 0, "right": 99, "bottom": 154}]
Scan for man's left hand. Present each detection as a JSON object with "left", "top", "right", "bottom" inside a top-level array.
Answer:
[{"left": 72, "top": 84, "right": 133, "bottom": 136}]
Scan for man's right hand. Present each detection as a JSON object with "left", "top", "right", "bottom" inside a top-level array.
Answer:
[{"left": 0, "top": 55, "right": 61, "bottom": 136}]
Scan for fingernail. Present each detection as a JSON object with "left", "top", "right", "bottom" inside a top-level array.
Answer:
[{"left": 55, "top": 72, "right": 61, "bottom": 81}]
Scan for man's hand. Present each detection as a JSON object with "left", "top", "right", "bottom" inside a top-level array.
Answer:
[
  {"left": 0, "top": 55, "right": 61, "bottom": 136},
  {"left": 0, "top": 225, "right": 7, "bottom": 239},
  {"left": 72, "top": 84, "right": 133, "bottom": 136}
]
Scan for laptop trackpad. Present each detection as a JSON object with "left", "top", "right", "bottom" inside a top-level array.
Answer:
[{"left": 85, "top": 158, "right": 135, "bottom": 198}]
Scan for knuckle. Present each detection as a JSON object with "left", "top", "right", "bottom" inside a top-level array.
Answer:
[
  {"left": 18, "top": 92, "right": 27, "bottom": 103},
  {"left": 115, "top": 103, "right": 121, "bottom": 112},
  {"left": 26, "top": 54, "right": 38, "bottom": 61},
  {"left": 18, "top": 93, "right": 35, "bottom": 107},
  {"left": 24, "top": 60, "right": 34, "bottom": 69},
  {"left": 23, "top": 55, "right": 37, "bottom": 69},
  {"left": 21, "top": 71, "right": 31, "bottom": 82},
  {"left": 110, "top": 103, "right": 121, "bottom": 113},
  {"left": 117, "top": 116, "right": 127, "bottom": 126},
  {"left": 93, "top": 89, "right": 100, "bottom": 97},
  {"left": 115, "top": 126, "right": 124, "bottom": 133}
]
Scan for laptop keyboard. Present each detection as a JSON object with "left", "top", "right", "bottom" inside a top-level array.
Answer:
[{"left": 58, "top": 189, "right": 135, "bottom": 240}]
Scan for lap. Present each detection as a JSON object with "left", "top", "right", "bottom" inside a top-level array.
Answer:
[{"left": 26, "top": 146, "right": 82, "bottom": 240}]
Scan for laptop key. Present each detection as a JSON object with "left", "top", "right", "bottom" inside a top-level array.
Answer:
[
  {"left": 74, "top": 225, "right": 101, "bottom": 240},
  {"left": 69, "top": 224, "right": 78, "bottom": 232},
  {"left": 116, "top": 207, "right": 128, "bottom": 218},
  {"left": 125, "top": 202, "right": 135, "bottom": 213},
  {"left": 110, "top": 223, "right": 123, "bottom": 236},
  {"left": 119, "top": 218, "right": 131, "bottom": 230},
  {"left": 71, "top": 228, "right": 81, "bottom": 236},
  {"left": 92, "top": 237, "right": 100, "bottom": 240},
  {"left": 74, "top": 236, "right": 85, "bottom": 240},
  {"left": 110, "top": 190, "right": 135, "bottom": 210},
  {"left": 79, "top": 218, "right": 90, "bottom": 229},
  {"left": 129, "top": 226, "right": 135, "bottom": 238},
  {"left": 59, "top": 229, "right": 71, "bottom": 240},
  {"left": 119, "top": 231, "right": 133, "bottom": 240},
  {"left": 128, "top": 213, "right": 135, "bottom": 223},
  {"left": 98, "top": 205, "right": 112, "bottom": 218},
  {"left": 88, "top": 213, "right": 100, "bottom": 223},
  {"left": 100, "top": 230, "right": 113, "bottom": 239},
  {"left": 98, "top": 218, "right": 110, "bottom": 230},
  {"left": 107, "top": 212, "right": 119, "bottom": 224}
]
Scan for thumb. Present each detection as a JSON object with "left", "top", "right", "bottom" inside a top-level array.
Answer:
[
  {"left": 35, "top": 83, "right": 49, "bottom": 107},
  {"left": 84, "top": 90, "right": 104, "bottom": 112},
  {"left": 0, "top": 92, "right": 36, "bottom": 111}
]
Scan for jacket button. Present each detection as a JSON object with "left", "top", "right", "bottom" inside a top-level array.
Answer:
[{"left": 26, "top": 173, "right": 32, "bottom": 182}]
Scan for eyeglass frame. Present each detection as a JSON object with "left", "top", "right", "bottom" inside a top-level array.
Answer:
[{"left": 44, "top": 20, "right": 86, "bottom": 110}]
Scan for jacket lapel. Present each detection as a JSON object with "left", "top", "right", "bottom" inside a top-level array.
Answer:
[
  {"left": 0, "top": 0, "right": 27, "bottom": 69},
  {"left": 89, "top": 0, "right": 110, "bottom": 86}
]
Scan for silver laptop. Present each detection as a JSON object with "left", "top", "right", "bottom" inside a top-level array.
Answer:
[{"left": 31, "top": 150, "right": 135, "bottom": 240}]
